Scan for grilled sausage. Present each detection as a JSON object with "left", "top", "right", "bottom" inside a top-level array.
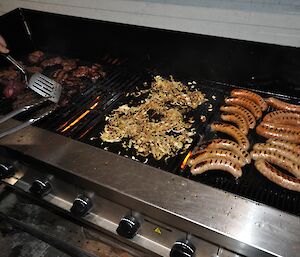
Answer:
[
  {"left": 266, "top": 97, "right": 300, "bottom": 113},
  {"left": 191, "top": 157, "right": 242, "bottom": 178},
  {"left": 220, "top": 105, "right": 256, "bottom": 129},
  {"left": 253, "top": 143, "right": 300, "bottom": 166},
  {"left": 211, "top": 123, "right": 250, "bottom": 150},
  {"left": 261, "top": 122, "right": 300, "bottom": 133},
  {"left": 250, "top": 149, "right": 300, "bottom": 178},
  {"left": 256, "top": 123, "right": 300, "bottom": 144},
  {"left": 263, "top": 110, "right": 300, "bottom": 126},
  {"left": 231, "top": 89, "right": 268, "bottom": 111},
  {"left": 189, "top": 149, "right": 246, "bottom": 167},
  {"left": 205, "top": 139, "right": 251, "bottom": 163},
  {"left": 220, "top": 113, "right": 249, "bottom": 135},
  {"left": 255, "top": 159, "right": 300, "bottom": 192},
  {"left": 225, "top": 97, "right": 262, "bottom": 120},
  {"left": 266, "top": 139, "right": 300, "bottom": 155}
]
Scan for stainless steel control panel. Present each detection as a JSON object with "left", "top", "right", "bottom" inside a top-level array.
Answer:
[{"left": 0, "top": 157, "right": 243, "bottom": 257}]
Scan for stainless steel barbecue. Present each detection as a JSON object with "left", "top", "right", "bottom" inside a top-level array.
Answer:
[{"left": 0, "top": 8, "right": 299, "bottom": 257}]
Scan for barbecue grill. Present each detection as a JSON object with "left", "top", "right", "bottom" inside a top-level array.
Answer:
[{"left": 0, "top": 8, "right": 300, "bottom": 257}]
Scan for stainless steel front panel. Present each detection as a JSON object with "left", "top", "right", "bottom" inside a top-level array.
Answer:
[{"left": 0, "top": 119, "right": 299, "bottom": 257}]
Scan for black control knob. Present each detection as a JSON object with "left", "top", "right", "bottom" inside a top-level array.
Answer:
[
  {"left": 116, "top": 215, "right": 140, "bottom": 239},
  {"left": 70, "top": 194, "right": 93, "bottom": 217},
  {"left": 0, "top": 162, "right": 15, "bottom": 179},
  {"left": 170, "top": 239, "right": 196, "bottom": 257},
  {"left": 29, "top": 179, "right": 52, "bottom": 197}
]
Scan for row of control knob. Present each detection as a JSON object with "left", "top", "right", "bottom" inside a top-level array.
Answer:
[
  {"left": 117, "top": 215, "right": 196, "bottom": 257},
  {"left": 0, "top": 163, "right": 196, "bottom": 257}
]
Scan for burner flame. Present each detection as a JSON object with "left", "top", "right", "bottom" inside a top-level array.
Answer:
[
  {"left": 59, "top": 96, "right": 100, "bottom": 133},
  {"left": 180, "top": 151, "right": 192, "bottom": 170}
]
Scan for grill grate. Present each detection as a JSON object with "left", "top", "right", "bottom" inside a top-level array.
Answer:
[{"left": 1, "top": 53, "right": 300, "bottom": 217}]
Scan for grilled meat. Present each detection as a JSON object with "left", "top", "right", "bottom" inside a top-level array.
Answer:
[
  {"left": 1, "top": 79, "right": 26, "bottom": 99},
  {"left": 266, "top": 97, "right": 300, "bottom": 113},
  {"left": 225, "top": 97, "right": 262, "bottom": 120},
  {"left": 189, "top": 149, "right": 247, "bottom": 167},
  {"left": 52, "top": 69, "right": 69, "bottom": 83},
  {"left": 255, "top": 159, "right": 300, "bottom": 192},
  {"left": 89, "top": 63, "right": 106, "bottom": 82},
  {"left": 73, "top": 66, "right": 89, "bottom": 78},
  {"left": 26, "top": 66, "right": 43, "bottom": 74},
  {"left": 253, "top": 143, "right": 300, "bottom": 166},
  {"left": 62, "top": 59, "right": 78, "bottom": 71},
  {"left": 0, "top": 52, "right": 106, "bottom": 105},
  {"left": 73, "top": 64, "right": 105, "bottom": 82},
  {"left": 263, "top": 110, "right": 300, "bottom": 126},
  {"left": 205, "top": 139, "right": 251, "bottom": 163},
  {"left": 190, "top": 157, "right": 242, "bottom": 178},
  {"left": 256, "top": 122, "right": 300, "bottom": 143},
  {"left": 230, "top": 89, "right": 268, "bottom": 111},
  {"left": 210, "top": 122, "right": 250, "bottom": 150},
  {"left": 266, "top": 139, "right": 300, "bottom": 155},
  {"left": 41, "top": 56, "right": 63, "bottom": 68},
  {"left": 0, "top": 69, "right": 20, "bottom": 81},
  {"left": 220, "top": 113, "right": 249, "bottom": 135},
  {"left": 220, "top": 105, "right": 256, "bottom": 129},
  {"left": 250, "top": 149, "right": 300, "bottom": 178},
  {"left": 28, "top": 50, "right": 45, "bottom": 64}
]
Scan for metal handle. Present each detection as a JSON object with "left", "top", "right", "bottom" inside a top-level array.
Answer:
[
  {"left": 0, "top": 106, "right": 31, "bottom": 124},
  {"left": 0, "top": 105, "right": 56, "bottom": 139},
  {"left": 1, "top": 53, "right": 28, "bottom": 83},
  {"left": 0, "top": 118, "right": 36, "bottom": 139},
  {"left": 0, "top": 99, "right": 47, "bottom": 124}
]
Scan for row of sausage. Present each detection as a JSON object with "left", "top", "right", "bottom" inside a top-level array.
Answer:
[{"left": 187, "top": 88, "right": 300, "bottom": 192}]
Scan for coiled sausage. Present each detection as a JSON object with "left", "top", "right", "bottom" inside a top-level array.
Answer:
[
  {"left": 263, "top": 110, "right": 300, "bottom": 126},
  {"left": 211, "top": 123, "right": 250, "bottom": 150},
  {"left": 266, "top": 139, "right": 300, "bottom": 155},
  {"left": 250, "top": 149, "right": 300, "bottom": 178},
  {"left": 256, "top": 123, "right": 300, "bottom": 144},
  {"left": 231, "top": 89, "right": 267, "bottom": 111},
  {"left": 220, "top": 113, "right": 249, "bottom": 135},
  {"left": 189, "top": 148, "right": 246, "bottom": 167},
  {"left": 220, "top": 105, "right": 256, "bottom": 129},
  {"left": 225, "top": 97, "right": 262, "bottom": 120},
  {"left": 191, "top": 157, "right": 242, "bottom": 178},
  {"left": 204, "top": 139, "right": 251, "bottom": 164},
  {"left": 255, "top": 159, "right": 300, "bottom": 192},
  {"left": 253, "top": 143, "right": 300, "bottom": 165},
  {"left": 266, "top": 97, "right": 300, "bottom": 113}
]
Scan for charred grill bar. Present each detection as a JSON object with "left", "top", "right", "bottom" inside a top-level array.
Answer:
[{"left": 0, "top": 8, "right": 300, "bottom": 257}]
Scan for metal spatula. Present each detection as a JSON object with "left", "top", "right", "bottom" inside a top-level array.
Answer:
[
  {"left": 28, "top": 72, "right": 62, "bottom": 103},
  {"left": 2, "top": 54, "right": 62, "bottom": 103}
]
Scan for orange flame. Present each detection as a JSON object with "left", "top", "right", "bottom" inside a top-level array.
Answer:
[
  {"left": 180, "top": 151, "right": 192, "bottom": 170},
  {"left": 59, "top": 97, "right": 100, "bottom": 133}
]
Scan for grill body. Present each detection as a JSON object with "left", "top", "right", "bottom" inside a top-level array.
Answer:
[{"left": 0, "top": 8, "right": 300, "bottom": 257}]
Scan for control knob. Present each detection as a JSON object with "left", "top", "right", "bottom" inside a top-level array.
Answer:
[
  {"left": 170, "top": 239, "right": 196, "bottom": 257},
  {"left": 29, "top": 179, "right": 52, "bottom": 197},
  {"left": 116, "top": 215, "right": 140, "bottom": 239},
  {"left": 70, "top": 194, "right": 93, "bottom": 217},
  {"left": 0, "top": 162, "right": 15, "bottom": 179}
]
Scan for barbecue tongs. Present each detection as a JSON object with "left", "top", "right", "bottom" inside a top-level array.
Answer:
[{"left": 0, "top": 54, "right": 62, "bottom": 138}]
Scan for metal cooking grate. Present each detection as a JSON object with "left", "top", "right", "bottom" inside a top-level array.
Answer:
[{"left": 1, "top": 54, "right": 300, "bottom": 217}]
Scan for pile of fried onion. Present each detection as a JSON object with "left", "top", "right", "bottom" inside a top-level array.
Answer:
[{"left": 101, "top": 76, "right": 206, "bottom": 160}]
